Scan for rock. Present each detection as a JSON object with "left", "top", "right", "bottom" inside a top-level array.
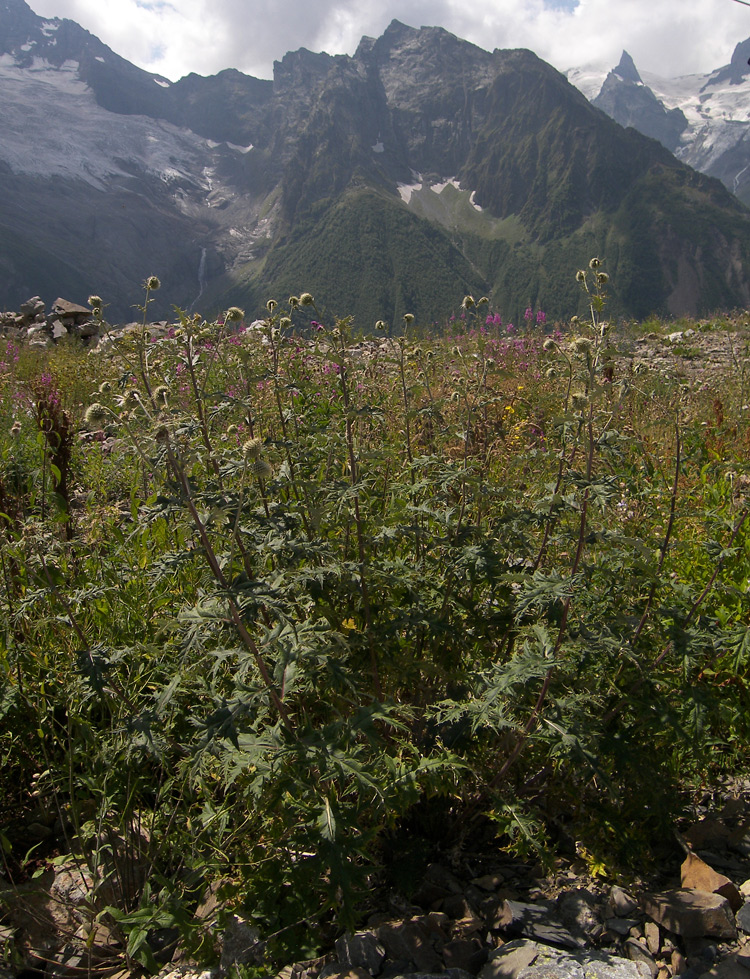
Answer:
[
  {"left": 497, "top": 899, "right": 586, "bottom": 949},
  {"left": 474, "top": 874, "right": 507, "bottom": 891},
  {"left": 72, "top": 320, "right": 100, "bottom": 338},
  {"left": 558, "top": 890, "right": 603, "bottom": 941},
  {"left": 452, "top": 913, "right": 485, "bottom": 938},
  {"left": 220, "top": 914, "right": 261, "bottom": 972},
  {"left": 696, "top": 958, "right": 750, "bottom": 979},
  {"left": 387, "top": 972, "right": 474, "bottom": 979},
  {"left": 336, "top": 931, "right": 386, "bottom": 974},
  {"left": 681, "top": 854, "right": 743, "bottom": 912},
  {"left": 481, "top": 939, "right": 650, "bottom": 979},
  {"left": 641, "top": 890, "right": 737, "bottom": 940},
  {"left": 51, "top": 298, "right": 91, "bottom": 316},
  {"left": 480, "top": 939, "right": 541, "bottom": 979},
  {"left": 413, "top": 864, "right": 464, "bottom": 908},
  {"left": 735, "top": 902, "right": 750, "bottom": 934},
  {"left": 443, "top": 937, "right": 488, "bottom": 973},
  {"left": 625, "top": 939, "right": 657, "bottom": 978},
  {"left": 683, "top": 938, "right": 720, "bottom": 969},
  {"left": 610, "top": 888, "right": 639, "bottom": 917},
  {"left": 19, "top": 296, "right": 45, "bottom": 319},
  {"left": 672, "top": 950, "right": 688, "bottom": 975},
  {"left": 319, "top": 969, "right": 372, "bottom": 979},
  {"left": 644, "top": 922, "right": 661, "bottom": 955},
  {"left": 442, "top": 894, "right": 475, "bottom": 920},
  {"left": 683, "top": 821, "right": 732, "bottom": 851},
  {"left": 376, "top": 914, "right": 450, "bottom": 973},
  {"left": 739, "top": 882, "right": 750, "bottom": 901},
  {"left": 605, "top": 919, "right": 640, "bottom": 937},
  {"left": 25, "top": 820, "right": 53, "bottom": 840}
]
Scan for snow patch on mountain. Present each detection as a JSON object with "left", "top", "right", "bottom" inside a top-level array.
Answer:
[{"left": 0, "top": 56, "right": 223, "bottom": 194}]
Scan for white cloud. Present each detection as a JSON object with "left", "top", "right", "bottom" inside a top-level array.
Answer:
[{"left": 27, "top": 0, "right": 750, "bottom": 82}]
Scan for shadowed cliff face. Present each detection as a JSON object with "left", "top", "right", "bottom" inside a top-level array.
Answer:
[{"left": 1, "top": 0, "right": 750, "bottom": 324}]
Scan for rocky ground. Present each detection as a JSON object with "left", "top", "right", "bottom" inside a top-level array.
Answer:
[{"left": 4, "top": 779, "right": 750, "bottom": 979}]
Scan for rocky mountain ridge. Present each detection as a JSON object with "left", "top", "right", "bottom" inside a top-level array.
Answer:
[
  {"left": 2, "top": 0, "right": 750, "bottom": 327},
  {"left": 567, "top": 41, "right": 750, "bottom": 208}
]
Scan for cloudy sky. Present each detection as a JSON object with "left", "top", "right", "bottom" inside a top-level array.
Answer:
[{"left": 26, "top": 0, "right": 750, "bottom": 83}]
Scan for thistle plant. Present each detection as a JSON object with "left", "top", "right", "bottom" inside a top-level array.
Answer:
[{"left": 2, "top": 267, "right": 750, "bottom": 972}]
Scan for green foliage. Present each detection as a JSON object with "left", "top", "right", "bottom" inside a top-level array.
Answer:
[{"left": 1, "top": 271, "right": 750, "bottom": 971}]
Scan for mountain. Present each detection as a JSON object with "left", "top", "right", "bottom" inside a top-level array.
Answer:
[
  {"left": 589, "top": 52, "right": 688, "bottom": 153},
  {"left": 569, "top": 42, "right": 750, "bottom": 208},
  {"left": 2, "top": 0, "right": 750, "bottom": 327}
]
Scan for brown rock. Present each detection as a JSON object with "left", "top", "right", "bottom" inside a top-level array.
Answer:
[
  {"left": 681, "top": 853, "right": 743, "bottom": 912},
  {"left": 671, "top": 950, "right": 687, "bottom": 975},
  {"left": 376, "top": 915, "right": 449, "bottom": 973},
  {"left": 442, "top": 937, "right": 487, "bottom": 973},
  {"left": 682, "top": 820, "right": 732, "bottom": 850},
  {"left": 641, "top": 890, "right": 737, "bottom": 940},
  {"left": 644, "top": 922, "right": 661, "bottom": 955}
]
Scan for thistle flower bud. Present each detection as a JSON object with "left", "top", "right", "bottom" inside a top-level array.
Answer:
[
  {"left": 288, "top": 296, "right": 300, "bottom": 308},
  {"left": 571, "top": 391, "right": 589, "bottom": 411},
  {"left": 572, "top": 337, "right": 593, "bottom": 356},
  {"left": 88, "top": 295, "right": 103, "bottom": 311},
  {"left": 575, "top": 270, "right": 587, "bottom": 283},
  {"left": 252, "top": 458, "right": 273, "bottom": 479},
  {"left": 98, "top": 381, "right": 112, "bottom": 394},
  {"left": 588, "top": 258, "right": 602, "bottom": 270},
  {"left": 543, "top": 338, "right": 557, "bottom": 352},
  {"left": 152, "top": 384, "right": 169, "bottom": 403},
  {"left": 266, "top": 299, "right": 277, "bottom": 313},
  {"left": 243, "top": 437, "right": 263, "bottom": 460},
  {"left": 226, "top": 307, "right": 245, "bottom": 322},
  {"left": 299, "top": 293, "right": 314, "bottom": 306},
  {"left": 279, "top": 317, "right": 292, "bottom": 330},
  {"left": 144, "top": 275, "right": 161, "bottom": 291},
  {"left": 375, "top": 320, "right": 387, "bottom": 331},
  {"left": 85, "top": 403, "right": 108, "bottom": 428},
  {"left": 123, "top": 390, "right": 141, "bottom": 409},
  {"left": 403, "top": 313, "right": 414, "bottom": 325},
  {"left": 461, "top": 295, "right": 475, "bottom": 309},
  {"left": 596, "top": 272, "right": 609, "bottom": 287}
]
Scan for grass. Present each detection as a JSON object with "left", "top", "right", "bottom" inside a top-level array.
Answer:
[{"left": 1, "top": 275, "right": 750, "bottom": 973}]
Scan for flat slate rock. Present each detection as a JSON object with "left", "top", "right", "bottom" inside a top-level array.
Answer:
[
  {"left": 480, "top": 939, "right": 651, "bottom": 979},
  {"left": 735, "top": 901, "right": 750, "bottom": 933},
  {"left": 498, "top": 900, "right": 585, "bottom": 949}
]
